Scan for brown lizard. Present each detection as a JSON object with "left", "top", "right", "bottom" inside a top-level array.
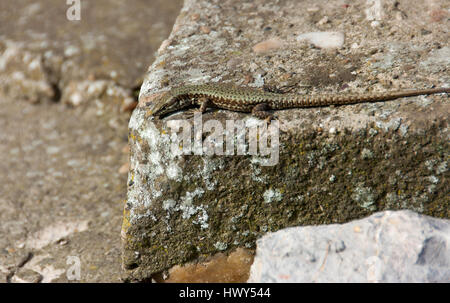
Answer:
[{"left": 147, "top": 83, "right": 449, "bottom": 121}]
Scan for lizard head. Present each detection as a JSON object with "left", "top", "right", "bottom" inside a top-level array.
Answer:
[{"left": 146, "top": 91, "right": 192, "bottom": 118}]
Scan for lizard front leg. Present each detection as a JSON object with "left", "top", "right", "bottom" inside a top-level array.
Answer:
[
  {"left": 198, "top": 97, "right": 210, "bottom": 113},
  {"left": 184, "top": 97, "right": 211, "bottom": 118},
  {"left": 251, "top": 103, "right": 274, "bottom": 123}
]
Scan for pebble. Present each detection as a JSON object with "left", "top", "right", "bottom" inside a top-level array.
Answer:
[
  {"left": 316, "top": 16, "right": 329, "bottom": 26},
  {"left": 296, "top": 32, "right": 344, "bottom": 49},
  {"left": 429, "top": 9, "right": 446, "bottom": 22},
  {"left": 69, "top": 92, "right": 83, "bottom": 106},
  {"left": 370, "top": 20, "right": 381, "bottom": 28},
  {"left": 252, "top": 38, "right": 284, "bottom": 54},
  {"left": 64, "top": 45, "right": 80, "bottom": 57},
  {"left": 46, "top": 146, "right": 60, "bottom": 155},
  {"left": 158, "top": 39, "right": 172, "bottom": 54},
  {"left": 119, "top": 162, "right": 130, "bottom": 174},
  {"left": 11, "top": 268, "right": 43, "bottom": 283},
  {"left": 190, "top": 13, "right": 200, "bottom": 22},
  {"left": 200, "top": 26, "right": 211, "bottom": 34},
  {"left": 122, "top": 144, "right": 130, "bottom": 154},
  {"left": 307, "top": 7, "right": 320, "bottom": 12}
]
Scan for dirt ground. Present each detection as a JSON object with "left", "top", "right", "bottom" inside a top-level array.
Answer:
[{"left": 0, "top": 0, "right": 182, "bottom": 282}]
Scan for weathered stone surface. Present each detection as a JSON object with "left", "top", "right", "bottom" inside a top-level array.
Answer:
[
  {"left": 123, "top": 0, "right": 449, "bottom": 281},
  {"left": 248, "top": 210, "right": 450, "bottom": 282}
]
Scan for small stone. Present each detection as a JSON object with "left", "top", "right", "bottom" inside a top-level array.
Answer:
[
  {"left": 69, "top": 92, "right": 83, "bottom": 106},
  {"left": 122, "top": 144, "right": 130, "bottom": 154},
  {"left": 370, "top": 20, "right": 381, "bottom": 27},
  {"left": 296, "top": 32, "right": 344, "bottom": 49},
  {"left": 316, "top": 16, "right": 329, "bottom": 26},
  {"left": 158, "top": 39, "right": 172, "bottom": 54},
  {"left": 64, "top": 45, "right": 80, "bottom": 57},
  {"left": 57, "top": 238, "right": 69, "bottom": 246},
  {"left": 46, "top": 146, "right": 60, "bottom": 155},
  {"left": 252, "top": 38, "right": 284, "bottom": 54},
  {"left": 119, "top": 162, "right": 129, "bottom": 174},
  {"left": 11, "top": 268, "right": 43, "bottom": 283},
  {"left": 190, "top": 13, "right": 200, "bottom": 21},
  {"left": 200, "top": 26, "right": 211, "bottom": 34},
  {"left": 429, "top": 9, "right": 447, "bottom": 22},
  {"left": 307, "top": 7, "right": 320, "bottom": 12},
  {"left": 109, "top": 70, "right": 118, "bottom": 79}
]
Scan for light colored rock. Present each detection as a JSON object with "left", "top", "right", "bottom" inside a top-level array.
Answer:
[
  {"left": 11, "top": 268, "right": 43, "bottom": 283},
  {"left": 248, "top": 210, "right": 450, "bottom": 282},
  {"left": 296, "top": 31, "right": 345, "bottom": 49},
  {"left": 253, "top": 38, "right": 284, "bottom": 54},
  {"left": 0, "top": 40, "right": 55, "bottom": 102}
]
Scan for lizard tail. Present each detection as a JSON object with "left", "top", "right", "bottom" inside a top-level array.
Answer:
[{"left": 276, "top": 87, "right": 449, "bottom": 108}]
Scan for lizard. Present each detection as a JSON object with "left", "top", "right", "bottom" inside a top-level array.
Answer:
[{"left": 146, "top": 83, "right": 449, "bottom": 121}]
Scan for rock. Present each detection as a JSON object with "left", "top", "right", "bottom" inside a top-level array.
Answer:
[
  {"left": 316, "top": 16, "right": 330, "bottom": 26},
  {"left": 118, "top": 162, "right": 130, "bottom": 174},
  {"left": 296, "top": 32, "right": 345, "bottom": 49},
  {"left": 123, "top": 0, "right": 449, "bottom": 282},
  {"left": 11, "top": 268, "right": 43, "bottom": 283},
  {"left": 253, "top": 38, "right": 285, "bottom": 54},
  {"left": 0, "top": 40, "right": 56, "bottom": 102},
  {"left": 429, "top": 9, "right": 447, "bottom": 22},
  {"left": 60, "top": 80, "right": 134, "bottom": 113},
  {"left": 248, "top": 210, "right": 450, "bottom": 282}
]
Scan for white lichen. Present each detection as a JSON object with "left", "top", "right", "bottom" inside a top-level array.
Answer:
[{"left": 263, "top": 189, "right": 283, "bottom": 204}]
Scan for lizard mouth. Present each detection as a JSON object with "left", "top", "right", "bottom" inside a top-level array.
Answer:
[
  {"left": 150, "top": 96, "right": 197, "bottom": 118},
  {"left": 154, "top": 104, "right": 197, "bottom": 119}
]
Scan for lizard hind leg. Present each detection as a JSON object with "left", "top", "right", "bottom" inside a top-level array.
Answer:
[{"left": 251, "top": 103, "right": 275, "bottom": 122}]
